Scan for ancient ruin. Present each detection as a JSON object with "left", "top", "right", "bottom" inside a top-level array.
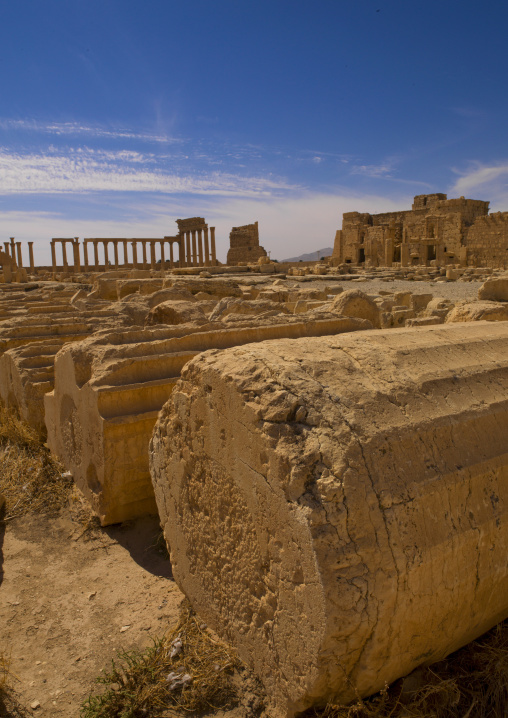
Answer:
[
  {"left": 332, "top": 192, "right": 508, "bottom": 269},
  {"left": 49, "top": 218, "right": 218, "bottom": 273},
  {"left": 0, "top": 212, "right": 508, "bottom": 716},
  {"left": 150, "top": 322, "right": 508, "bottom": 715},
  {"left": 226, "top": 221, "right": 268, "bottom": 265}
]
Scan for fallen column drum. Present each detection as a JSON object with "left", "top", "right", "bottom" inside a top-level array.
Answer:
[{"left": 150, "top": 321, "right": 508, "bottom": 717}]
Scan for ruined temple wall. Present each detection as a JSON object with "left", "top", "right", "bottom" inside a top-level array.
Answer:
[
  {"left": 465, "top": 213, "right": 508, "bottom": 269},
  {"left": 226, "top": 222, "right": 268, "bottom": 265}
]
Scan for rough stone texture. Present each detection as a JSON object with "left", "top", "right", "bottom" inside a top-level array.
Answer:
[
  {"left": 446, "top": 301, "right": 508, "bottom": 323},
  {"left": 209, "top": 298, "right": 290, "bottom": 321},
  {"left": 466, "top": 214, "right": 508, "bottom": 269},
  {"left": 331, "top": 193, "right": 499, "bottom": 268},
  {"left": 0, "top": 340, "right": 65, "bottom": 436},
  {"left": 46, "top": 315, "right": 369, "bottom": 525},
  {"left": 332, "top": 289, "right": 381, "bottom": 327},
  {"left": 145, "top": 300, "right": 207, "bottom": 326},
  {"left": 478, "top": 277, "right": 508, "bottom": 302},
  {"left": 226, "top": 222, "right": 268, "bottom": 266},
  {"left": 150, "top": 322, "right": 508, "bottom": 716}
]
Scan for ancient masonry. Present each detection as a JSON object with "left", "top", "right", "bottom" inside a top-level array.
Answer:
[
  {"left": 0, "top": 220, "right": 508, "bottom": 714},
  {"left": 332, "top": 192, "right": 508, "bottom": 269},
  {"left": 49, "top": 217, "right": 217, "bottom": 273},
  {"left": 226, "top": 221, "right": 268, "bottom": 265}
]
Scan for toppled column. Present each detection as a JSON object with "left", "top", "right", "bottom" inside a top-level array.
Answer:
[
  {"left": 45, "top": 315, "right": 368, "bottom": 525},
  {"left": 150, "top": 322, "right": 508, "bottom": 717}
]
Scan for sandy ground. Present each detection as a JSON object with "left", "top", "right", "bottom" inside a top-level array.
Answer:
[
  {"left": 293, "top": 276, "right": 484, "bottom": 303},
  {"left": 0, "top": 503, "right": 182, "bottom": 716}
]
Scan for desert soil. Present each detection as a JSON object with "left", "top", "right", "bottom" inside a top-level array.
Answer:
[{"left": 0, "top": 500, "right": 182, "bottom": 716}]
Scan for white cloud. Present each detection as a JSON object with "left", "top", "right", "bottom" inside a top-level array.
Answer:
[
  {"left": 451, "top": 163, "right": 508, "bottom": 195},
  {"left": 0, "top": 118, "right": 180, "bottom": 144},
  {"left": 351, "top": 163, "right": 393, "bottom": 178},
  {"left": 0, "top": 148, "right": 297, "bottom": 197}
]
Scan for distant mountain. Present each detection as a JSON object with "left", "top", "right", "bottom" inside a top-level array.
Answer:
[{"left": 278, "top": 247, "right": 333, "bottom": 263}]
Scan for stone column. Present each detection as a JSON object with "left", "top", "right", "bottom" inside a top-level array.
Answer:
[
  {"left": 401, "top": 244, "right": 410, "bottom": 268},
  {"left": 160, "top": 241, "right": 165, "bottom": 269},
  {"left": 210, "top": 227, "right": 217, "bottom": 265},
  {"left": 142, "top": 241, "right": 148, "bottom": 269},
  {"left": 16, "top": 242, "right": 23, "bottom": 267},
  {"left": 51, "top": 240, "right": 57, "bottom": 272},
  {"left": 113, "top": 241, "right": 119, "bottom": 269},
  {"left": 83, "top": 241, "right": 89, "bottom": 268},
  {"left": 204, "top": 227, "right": 210, "bottom": 266},
  {"left": 185, "top": 233, "right": 191, "bottom": 267},
  {"left": 191, "top": 230, "right": 197, "bottom": 266},
  {"left": 3, "top": 242, "right": 10, "bottom": 257},
  {"left": 73, "top": 238, "right": 80, "bottom": 271},
  {"left": 94, "top": 241, "right": 99, "bottom": 268},
  {"left": 10, "top": 237, "right": 15, "bottom": 260},
  {"left": 123, "top": 240, "right": 129, "bottom": 267},
  {"left": 384, "top": 238, "right": 393, "bottom": 267},
  {"left": 150, "top": 241, "right": 156, "bottom": 270},
  {"left": 170, "top": 242, "right": 174, "bottom": 268},
  {"left": 132, "top": 241, "right": 138, "bottom": 269},
  {"left": 104, "top": 241, "right": 109, "bottom": 268},
  {"left": 61, "top": 241, "right": 68, "bottom": 268},
  {"left": 197, "top": 228, "right": 204, "bottom": 266},
  {"left": 28, "top": 242, "right": 35, "bottom": 271}
]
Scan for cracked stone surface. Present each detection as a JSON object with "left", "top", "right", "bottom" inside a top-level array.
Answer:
[{"left": 150, "top": 321, "right": 508, "bottom": 716}]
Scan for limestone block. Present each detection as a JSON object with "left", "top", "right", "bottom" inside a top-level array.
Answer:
[
  {"left": 446, "top": 301, "right": 508, "bottom": 323},
  {"left": 209, "top": 298, "right": 290, "bottom": 321},
  {"left": 332, "top": 289, "right": 381, "bottom": 327},
  {"left": 165, "top": 277, "right": 243, "bottom": 299},
  {"left": 0, "top": 341, "right": 64, "bottom": 436},
  {"left": 405, "top": 316, "right": 444, "bottom": 327},
  {"left": 410, "top": 293, "right": 433, "bottom": 312},
  {"left": 45, "top": 315, "right": 369, "bottom": 525},
  {"left": 145, "top": 300, "right": 207, "bottom": 327},
  {"left": 478, "top": 277, "right": 508, "bottom": 302},
  {"left": 150, "top": 322, "right": 508, "bottom": 716}
]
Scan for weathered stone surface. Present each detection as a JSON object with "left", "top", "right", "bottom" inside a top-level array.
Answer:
[
  {"left": 150, "top": 322, "right": 508, "bottom": 716},
  {"left": 446, "top": 301, "right": 508, "bottom": 323},
  {"left": 478, "top": 277, "right": 508, "bottom": 302},
  {"left": 0, "top": 340, "right": 64, "bottom": 436},
  {"left": 332, "top": 288, "right": 381, "bottom": 327},
  {"left": 46, "top": 315, "right": 369, "bottom": 525},
  {"left": 145, "top": 300, "right": 207, "bottom": 326},
  {"left": 209, "top": 298, "right": 290, "bottom": 321}
]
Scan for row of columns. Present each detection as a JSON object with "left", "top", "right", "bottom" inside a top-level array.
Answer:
[
  {"left": 179, "top": 226, "right": 217, "bottom": 268},
  {"left": 2, "top": 237, "right": 34, "bottom": 270},
  {"left": 50, "top": 231, "right": 217, "bottom": 272}
]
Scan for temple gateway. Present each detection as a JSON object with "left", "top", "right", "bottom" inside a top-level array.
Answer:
[{"left": 331, "top": 193, "right": 508, "bottom": 269}]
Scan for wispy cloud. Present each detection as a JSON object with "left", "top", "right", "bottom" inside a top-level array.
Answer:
[
  {"left": 0, "top": 118, "right": 180, "bottom": 144},
  {"left": 351, "top": 163, "right": 393, "bottom": 178},
  {"left": 0, "top": 147, "right": 297, "bottom": 197},
  {"left": 451, "top": 162, "right": 508, "bottom": 195}
]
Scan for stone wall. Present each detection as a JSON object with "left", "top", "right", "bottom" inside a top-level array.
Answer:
[
  {"left": 464, "top": 212, "right": 508, "bottom": 269},
  {"left": 226, "top": 222, "right": 268, "bottom": 265},
  {"left": 331, "top": 194, "right": 491, "bottom": 268}
]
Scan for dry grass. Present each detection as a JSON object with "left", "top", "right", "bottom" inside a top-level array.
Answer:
[
  {"left": 81, "top": 601, "right": 244, "bottom": 718},
  {"left": 306, "top": 619, "right": 508, "bottom": 718},
  {"left": 0, "top": 404, "right": 72, "bottom": 520}
]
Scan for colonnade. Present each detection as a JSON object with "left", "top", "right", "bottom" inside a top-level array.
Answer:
[
  {"left": 2, "top": 237, "right": 32, "bottom": 269},
  {"left": 50, "top": 228, "right": 217, "bottom": 272}
]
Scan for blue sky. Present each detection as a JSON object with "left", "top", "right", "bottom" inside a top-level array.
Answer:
[{"left": 1, "top": 0, "right": 507, "bottom": 264}]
